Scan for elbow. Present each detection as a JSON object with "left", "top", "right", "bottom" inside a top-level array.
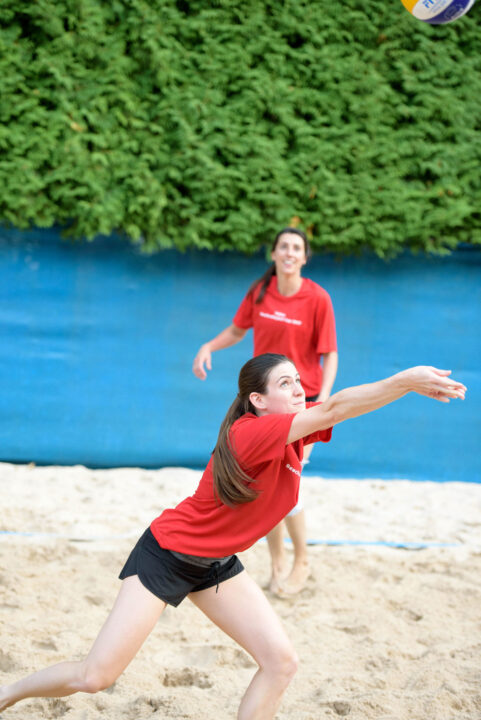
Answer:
[
  {"left": 321, "top": 397, "right": 343, "bottom": 428},
  {"left": 232, "top": 325, "right": 247, "bottom": 339},
  {"left": 327, "top": 409, "right": 343, "bottom": 428}
]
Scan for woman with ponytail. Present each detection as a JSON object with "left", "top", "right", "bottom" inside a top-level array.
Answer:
[
  {"left": 193, "top": 227, "right": 338, "bottom": 595},
  {"left": 0, "top": 354, "right": 466, "bottom": 719}
]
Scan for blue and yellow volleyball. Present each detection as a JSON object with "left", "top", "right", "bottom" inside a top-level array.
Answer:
[{"left": 401, "top": 0, "right": 476, "bottom": 23}]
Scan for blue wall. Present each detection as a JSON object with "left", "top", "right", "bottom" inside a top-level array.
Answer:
[{"left": 1, "top": 228, "right": 479, "bottom": 482}]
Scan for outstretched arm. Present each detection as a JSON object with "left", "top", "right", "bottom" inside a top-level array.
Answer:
[
  {"left": 193, "top": 324, "right": 247, "bottom": 380},
  {"left": 287, "top": 366, "right": 466, "bottom": 444}
]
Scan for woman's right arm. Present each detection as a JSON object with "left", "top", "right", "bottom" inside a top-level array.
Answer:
[
  {"left": 193, "top": 324, "right": 247, "bottom": 380},
  {"left": 287, "top": 366, "right": 466, "bottom": 443}
]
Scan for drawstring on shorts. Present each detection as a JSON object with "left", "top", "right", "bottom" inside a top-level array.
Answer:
[{"left": 211, "top": 561, "right": 221, "bottom": 593}]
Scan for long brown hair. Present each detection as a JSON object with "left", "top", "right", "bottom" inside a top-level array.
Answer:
[
  {"left": 247, "top": 227, "right": 311, "bottom": 305},
  {"left": 213, "top": 353, "right": 291, "bottom": 506}
]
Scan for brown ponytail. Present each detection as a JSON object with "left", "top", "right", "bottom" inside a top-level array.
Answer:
[
  {"left": 247, "top": 227, "right": 311, "bottom": 305},
  {"left": 246, "top": 264, "right": 276, "bottom": 306},
  {"left": 213, "top": 353, "right": 291, "bottom": 506}
]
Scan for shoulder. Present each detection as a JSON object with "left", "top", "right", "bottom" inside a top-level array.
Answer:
[
  {"left": 230, "top": 412, "right": 296, "bottom": 464},
  {"left": 302, "top": 278, "right": 332, "bottom": 302},
  {"left": 244, "top": 278, "right": 266, "bottom": 304},
  {"left": 258, "top": 275, "right": 278, "bottom": 300},
  {"left": 231, "top": 413, "right": 256, "bottom": 430},
  {"left": 231, "top": 412, "right": 284, "bottom": 436},
  {"left": 303, "top": 278, "right": 328, "bottom": 296},
  {"left": 230, "top": 413, "right": 260, "bottom": 440}
]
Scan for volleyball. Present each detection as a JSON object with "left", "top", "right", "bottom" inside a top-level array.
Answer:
[{"left": 401, "top": 0, "right": 476, "bottom": 23}]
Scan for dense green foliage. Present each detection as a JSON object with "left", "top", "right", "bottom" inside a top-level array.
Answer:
[{"left": 1, "top": 0, "right": 480, "bottom": 256}]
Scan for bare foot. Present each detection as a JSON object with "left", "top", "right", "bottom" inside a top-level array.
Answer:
[
  {"left": 279, "top": 560, "right": 310, "bottom": 595},
  {"left": 267, "top": 559, "right": 290, "bottom": 595},
  {"left": 268, "top": 577, "right": 283, "bottom": 595}
]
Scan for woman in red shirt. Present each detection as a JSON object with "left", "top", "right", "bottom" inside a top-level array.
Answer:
[
  {"left": 193, "top": 227, "right": 338, "bottom": 596},
  {"left": 0, "top": 353, "right": 465, "bottom": 718}
]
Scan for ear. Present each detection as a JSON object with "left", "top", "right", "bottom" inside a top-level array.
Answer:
[{"left": 249, "top": 391, "right": 267, "bottom": 412}]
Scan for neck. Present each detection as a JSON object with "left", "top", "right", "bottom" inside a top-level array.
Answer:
[{"left": 276, "top": 273, "right": 303, "bottom": 297}]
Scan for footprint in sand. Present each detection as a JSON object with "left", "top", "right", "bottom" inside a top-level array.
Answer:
[
  {"left": 388, "top": 600, "right": 423, "bottom": 622},
  {"left": 0, "top": 601, "right": 20, "bottom": 610},
  {"left": 337, "top": 624, "right": 370, "bottom": 636},
  {"left": 44, "top": 699, "right": 71, "bottom": 717},
  {"left": 331, "top": 701, "right": 351, "bottom": 716},
  {"left": 0, "top": 650, "right": 18, "bottom": 672},
  {"left": 163, "top": 667, "right": 212, "bottom": 688},
  {"left": 33, "top": 639, "right": 58, "bottom": 651},
  {"left": 126, "top": 696, "right": 172, "bottom": 715},
  {"left": 85, "top": 594, "right": 104, "bottom": 606},
  {"left": 316, "top": 699, "right": 352, "bottom": 716}
]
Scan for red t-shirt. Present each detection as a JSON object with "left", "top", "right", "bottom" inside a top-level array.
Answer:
[
  {"left": 233, "top": 276, "right": 337, "bottom": 397},
  {"left": 150, "top": 406, "right": 332, "bottom": 557}
]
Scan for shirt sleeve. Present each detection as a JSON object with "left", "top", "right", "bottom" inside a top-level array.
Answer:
[
  {"left": 316, "top": 291, "right": 337, "bottom": 354},
  {"left": 301, "top": 401, "right": 333, "bottom": 445},
  {"left": 230, "top": 413, "right": 295, "bottom": 469},
  {"left": 232, "top": 288, "right": 255, "bottom": 330},
  {"left": 302, "top": 427, "right": 332, "bottom": 445}
]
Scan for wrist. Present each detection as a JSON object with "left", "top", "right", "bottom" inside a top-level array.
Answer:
[{"left": 394, "top": 368, "right": 413, "bottom": 393}]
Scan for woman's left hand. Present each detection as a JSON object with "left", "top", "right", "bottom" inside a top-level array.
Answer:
[{"left": 402, "top": 367, "right": 467, "bottom": 403}]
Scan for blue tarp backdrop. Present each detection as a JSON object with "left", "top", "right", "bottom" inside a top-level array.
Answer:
[{"left": 1, "top": 228, "right": 480, "bottom": 482}]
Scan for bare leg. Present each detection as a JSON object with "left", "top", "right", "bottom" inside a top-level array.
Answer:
[
  {"left": 265, "top": 521, "right": 289, "bottom": 594},
  {"left": 189, "top": 570, "right": 298, "bottom": 720},
  {"left": 266, "top": 508, "right": 310, "bottom": 596},
  {"left": 282, "top": 509, "right": 310, "bottom": 594},
  {"left": 0, "top": 576, "right": 166, "bottom": 712},
  {"left": 302, "top": 442, "right": 314, "bottom": 464},
  {"left": 273, "top": 443, "right": 314, "bottom": 596}
]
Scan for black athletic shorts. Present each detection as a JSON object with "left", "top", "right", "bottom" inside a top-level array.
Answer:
[
  {"left": 305, "top": 395, "right": 319, "bottom": 402},
  {"left": 119, "top": 528, "right": 244, "bottom": 607}
]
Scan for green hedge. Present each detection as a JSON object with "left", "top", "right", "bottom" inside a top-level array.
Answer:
[{"left": 1, "top": 0, "right": 480, "bottom": 256}]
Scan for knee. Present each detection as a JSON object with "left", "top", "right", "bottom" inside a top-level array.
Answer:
[
  {"left": 264, "top": 643, "right": 299, "bottom": 685},
  {"left": 78, "top": 662, "right": 117, "bottom": 695},
  {"left": 281, "top": 646, "right": 299, "bottom": 682}
]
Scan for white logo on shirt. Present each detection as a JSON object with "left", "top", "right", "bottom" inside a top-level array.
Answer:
[
  {"left": 259, "top": 311, "right": 302, "bottom": 326},
  {"left": 286, "top": 463, "right": 301, "bottom": 477}
]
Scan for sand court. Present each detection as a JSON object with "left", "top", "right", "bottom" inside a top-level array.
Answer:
[{"left": 1, "top": 462, "right": 480, "bottom": 719}]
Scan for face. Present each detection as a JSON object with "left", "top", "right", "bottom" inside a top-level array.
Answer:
[
  {"left": 250, "top": 361, "right": 306, "bottom": 416},
  {"left": 271, "top": 232, "right": 307, "bottom": 277}
]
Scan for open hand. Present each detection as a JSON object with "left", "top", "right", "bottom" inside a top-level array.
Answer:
[{"left": 404, "top": 367, "right": 466, "bottom": 403}]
